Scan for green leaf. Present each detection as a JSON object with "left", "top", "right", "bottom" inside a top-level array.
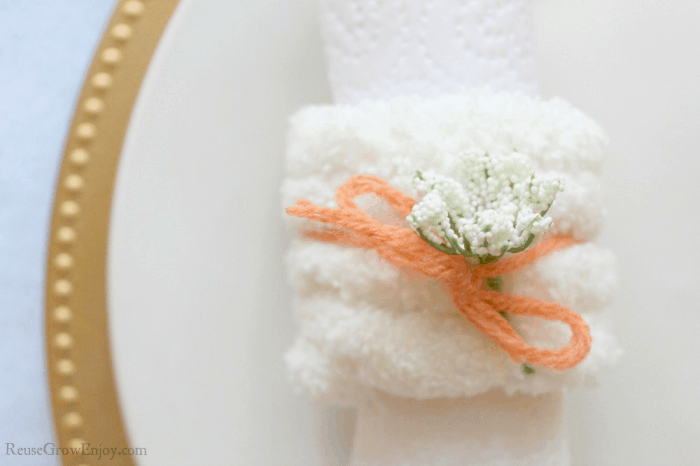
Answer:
[
  {"left": 415, "top": 228, "right": 457, "bottom": 255},
  {"left": 507, "top": 233, "right": 535, "bottom": 254}
]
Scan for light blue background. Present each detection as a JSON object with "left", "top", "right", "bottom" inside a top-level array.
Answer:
[{"left": 0, "top": 2, "right": 114, "bottom": 464}]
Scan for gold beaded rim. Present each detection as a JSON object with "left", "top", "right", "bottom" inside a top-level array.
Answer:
[{"left": 45, "top": 1, "right": 180, "bottom": 465}]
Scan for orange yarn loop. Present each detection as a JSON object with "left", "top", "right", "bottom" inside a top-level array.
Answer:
[{"left": 286, "top": 174, "right": 592, "bottom": 372}]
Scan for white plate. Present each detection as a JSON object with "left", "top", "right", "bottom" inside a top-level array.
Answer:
[
  {"left": 46, "top": 1, "right": 700, "bottom": 465},
  {"left": 108, "top": 1, "right": 338, "bottom": 465}
]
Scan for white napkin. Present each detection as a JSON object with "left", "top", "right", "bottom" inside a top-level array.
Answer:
[
  {"left": 314, "top": 1, "right": 570, "bottom": 464},
  {"left": 318, "top": 0, "right": 538, "bottom": 104}
]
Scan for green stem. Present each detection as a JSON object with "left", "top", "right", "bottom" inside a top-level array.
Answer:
[
  {"left": 482, "top": 269, "right": 535, "bottom": 376},
  {"left": 486, "top": 276, "right": 502, "bottom": 293}
]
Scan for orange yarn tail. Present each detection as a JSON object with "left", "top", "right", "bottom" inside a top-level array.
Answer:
[{"left": 286, "top": 174, "right": 592, "bottom": 371}]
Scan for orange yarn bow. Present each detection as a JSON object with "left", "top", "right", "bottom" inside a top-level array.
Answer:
[{"left": 287, "top": 175, "right": 592, "bottom": 371}]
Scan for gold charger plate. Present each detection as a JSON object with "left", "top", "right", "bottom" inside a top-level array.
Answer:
[{"left": 45, "top": 2, "right": 180, "bottom": 464}]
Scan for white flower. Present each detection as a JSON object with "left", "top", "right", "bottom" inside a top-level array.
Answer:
[{"left": 407, "top": 150, "right": 563, "bottom": 261}]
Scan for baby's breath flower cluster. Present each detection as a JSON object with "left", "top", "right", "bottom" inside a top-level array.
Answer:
[{"left": 408, "top": 150, "right": 563, "bottom": 262}]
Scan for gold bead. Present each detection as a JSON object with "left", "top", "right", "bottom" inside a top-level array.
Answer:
[
  {"left": 59, "top": 385, "right": 79, "bottom": 402},
  {"left": 64, "top": 174, "right": 84, "bottom": 192},
  {"left": 56, "top": 359, "right": 76, "bottom": 376},
  {"left": 54, "top": 253, "right": 74, "bottom": 270},
  {"left": 69, "top": 148, "right": 90, "bottom": 166},
  {"left": 54, "top": 332, "right": 73, "bottom": 349},
  {"left": 92, "top": 72, "right": 112, "bottom": 90},
  {"left": 63, "top": 411, "right": 83, "bottom": 429},
  {"left": 75, "top": 123, "right": 96, "bottom": 140},
  {"left": 56, "top": 226, "right": 77, "bottom": 244},
  {"left": 83, "top": 97, "right": 104, "bottom": 115},
  {"left": 53, "top": 306, "right": 73, "bottom": 323},
  {"left": 111, "top": 23, "right": 133, "bottom": 41},
  {"left": 123, "top": 0, "right": 145, "bottom": 17},
  {"left": 60, "top": 200, "right": 80, "bottom": 218},
  {"left": 53, "top": 279, "right": 73, "bottom": 296},
  {"left": 101, "top": 47, "right": 122, "bottom": 65},
  {"left": 67, "top": 438, "right": 85, "bottom": 451}
]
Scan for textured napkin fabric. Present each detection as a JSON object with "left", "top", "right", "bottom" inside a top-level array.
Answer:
[
  {"left": 0, "top": 2, "right": 113, "bottom": 464},
  {"left": 317, "top": 0, "right": 538, "bottom": 104}
]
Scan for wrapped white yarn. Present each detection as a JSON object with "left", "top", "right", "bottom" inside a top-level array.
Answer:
[{"left": 282, "top": 91, "right": 621, "bottom": 405}]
